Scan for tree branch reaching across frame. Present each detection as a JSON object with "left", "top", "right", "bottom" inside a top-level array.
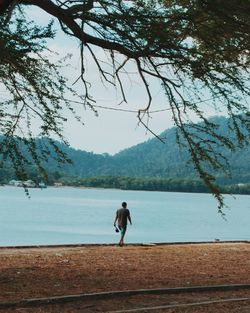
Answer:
[{"left": 0, "top": 0, "right": 250, "bottom": 211}]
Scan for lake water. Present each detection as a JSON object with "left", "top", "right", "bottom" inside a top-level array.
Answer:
[{"left": 0, "top": 186, "right": 249, "bottom": 246}]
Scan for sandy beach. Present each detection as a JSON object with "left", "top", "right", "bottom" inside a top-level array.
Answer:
[{"left": 0, "top": 242, "right": 249, "bottom": 312}]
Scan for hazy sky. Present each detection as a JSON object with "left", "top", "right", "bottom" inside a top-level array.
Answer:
[
  {"left": 23, "top": 7, "right": 181, "bottom": 155},
  {"left": 45, "top": 26, "right": 180, "bottom": 155},
  {"left": 7, "top": 7, "right": 223, "bottom": 155},
  {"left": 49, "top": 40, "right": 177, "bottom": 155}
]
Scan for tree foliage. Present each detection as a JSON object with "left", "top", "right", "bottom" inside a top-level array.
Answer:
[
  {"left": 0, "top": 6, "right": 84, "bottom": 181},
  {"left": 0, "top": 0, "right": 250, "bottom": 210}
]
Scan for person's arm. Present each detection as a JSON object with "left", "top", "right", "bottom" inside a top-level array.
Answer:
[
  {"left": 128, "top": 214, "right": 132, "bottom": 225},
  {"left": 114, "top": 211, "right": 118, "bottom": 227}
]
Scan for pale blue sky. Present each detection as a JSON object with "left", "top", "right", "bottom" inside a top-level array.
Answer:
[{"left": 5, "top": 6, "right": 225, "bottom": 155}]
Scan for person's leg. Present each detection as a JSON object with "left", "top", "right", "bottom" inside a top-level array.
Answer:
[
  {"left": 118, "top": 225, "right": 123, "bottom": 246},
  {"left": 119, "top": 233, "right": 124, "bottom": 246},
  {"left": 119, "top": 227, "right": 127, "bottom": 246}
]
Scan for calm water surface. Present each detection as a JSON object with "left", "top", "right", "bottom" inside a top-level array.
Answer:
[{"left": 0, "top": 186, "right": 249, "bottom": 246}]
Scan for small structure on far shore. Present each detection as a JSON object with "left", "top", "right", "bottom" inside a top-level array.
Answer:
[{"left": 8, "top": 180, "right": 47, "bottom": 188}]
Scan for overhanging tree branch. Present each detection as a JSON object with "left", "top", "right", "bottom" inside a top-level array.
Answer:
[{"left": 0, "top": 0, "right": 250, "bottom": 209}]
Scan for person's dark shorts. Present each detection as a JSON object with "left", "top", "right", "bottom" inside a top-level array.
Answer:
[{"left": 118, "top": 225, "right": 127, "bottom": 235}]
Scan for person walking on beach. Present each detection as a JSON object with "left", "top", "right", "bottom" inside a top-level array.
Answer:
[{"left": 114, "top": 202, "right": 132, "bottom": 246}]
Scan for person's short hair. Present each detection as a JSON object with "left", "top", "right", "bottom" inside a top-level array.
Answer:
[{"left": 122, "top": 202, "right": 127, "bottom": 208}]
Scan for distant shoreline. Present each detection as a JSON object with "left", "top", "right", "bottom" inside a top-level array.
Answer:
[{"left": 2, "top": 184, "right": 250, "bottom": 196}]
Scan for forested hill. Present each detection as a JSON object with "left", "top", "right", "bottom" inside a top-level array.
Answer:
[
  {"left": 1, "top": 116, "right": 250, "bottom": 185},
  {"left": 102, "top": 116, "right": 250, "bottom": 184}
]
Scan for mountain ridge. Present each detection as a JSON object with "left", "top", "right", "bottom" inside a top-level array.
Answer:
[{"left": 1, "top": 115, "right": 250, "bottom": 185}]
